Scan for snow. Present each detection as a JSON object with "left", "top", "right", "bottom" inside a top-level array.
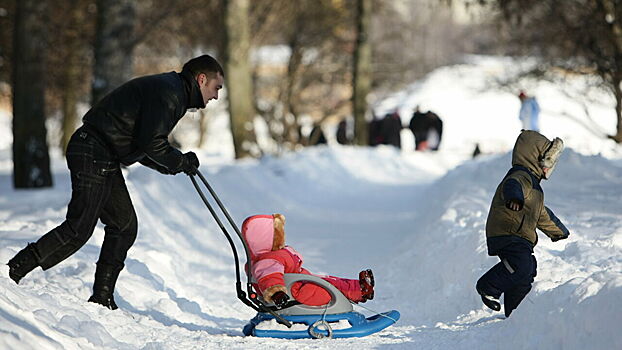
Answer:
[{"left": 1, "top": 56, "right": 622, "bottom": 349}]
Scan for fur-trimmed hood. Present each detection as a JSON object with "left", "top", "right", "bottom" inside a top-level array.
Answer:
[
  {"left": 512, "top": 130, "right": 563, "bottom": 180},
  {"left": 241, "top": 215, "right": 274, "bottom": 260},
  {"left": 241, "top": 214, "right": 286, "bottom": 260}
]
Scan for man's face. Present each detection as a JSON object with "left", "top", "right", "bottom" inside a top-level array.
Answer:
[{"left": 198, "top": 72, "right": 224, "bottom": 105}]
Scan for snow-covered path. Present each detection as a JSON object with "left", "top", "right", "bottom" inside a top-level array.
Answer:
[{"left": 2, "top": 144, "right": 622, "bottom": 349}]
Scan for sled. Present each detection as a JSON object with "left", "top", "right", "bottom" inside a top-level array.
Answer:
[
  {"left": 242, "top": 274, "right": 400, "bottom": 339},
  {"left": 189, "top": 171, "right": 400, "bottom": 339}
]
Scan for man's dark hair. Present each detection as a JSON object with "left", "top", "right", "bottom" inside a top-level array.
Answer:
[{"left": 182, "top": 54, "right": 224, "bottom": 79}]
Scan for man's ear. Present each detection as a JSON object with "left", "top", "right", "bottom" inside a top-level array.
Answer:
[
  {"left": 195, "top": 72, "right": 207, "bottom": 86},
  {"left": 272, "top": 214, "right": 286, "bottom": 250}
]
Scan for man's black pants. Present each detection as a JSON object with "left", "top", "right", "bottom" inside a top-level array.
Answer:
[
  {"left": 33, "top": 126, "right": 137, "bottom": 272},
  {"left": 476, "top": 241, "right": 537, "bottom": 316}
]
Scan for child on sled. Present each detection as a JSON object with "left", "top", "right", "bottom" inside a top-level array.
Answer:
[{"left": 241, "top": 213, "right": 375, "bottom": 307}]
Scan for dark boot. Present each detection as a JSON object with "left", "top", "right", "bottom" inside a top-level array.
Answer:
[
  {"left": 7, "top": 243, "right": 40, "bottom": 284},
  {"left": 88, "top": 264, "right": 121, "bottom": 310},
  {"left": 503, "top": 283, "right": 532, "bottom": 317},
  {"left": 477, "top": 286, "right": 501, "bottom": 312},
  {"left": 359, "top": 269, "right": 375, "bottom": 301}
]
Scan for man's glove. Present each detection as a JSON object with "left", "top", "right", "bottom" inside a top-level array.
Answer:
[
  {"left": 271, "top": 291, "right": 290, "bottom": 308},
  {"left": 180, "top": 152, "right": 199, "bottom": 175}
]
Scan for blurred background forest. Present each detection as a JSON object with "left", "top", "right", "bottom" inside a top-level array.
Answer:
[{"left": 1, "top": 0, "right": 622, "bottom": 188}]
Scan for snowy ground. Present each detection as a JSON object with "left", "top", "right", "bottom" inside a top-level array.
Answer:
[{"left": 1, "top": 57, "right": 622, "bottom": 349}]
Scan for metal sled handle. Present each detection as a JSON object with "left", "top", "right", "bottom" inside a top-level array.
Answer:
[
  {"left": 276, "top": 274, "right": 354, "bottom": 316},
  {"left": 189, "top": 170, "right": 293, "bottom": 327},
  {"left": 190, "top": 171, "right": 254, "bottom": 282},
  {"left": 189, "top": 172, "right": 245, "bottom": 287}
]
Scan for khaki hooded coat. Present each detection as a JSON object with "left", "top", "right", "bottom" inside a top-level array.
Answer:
[{"left": 485, "top": 131, "right": 569, "bottom": 254}]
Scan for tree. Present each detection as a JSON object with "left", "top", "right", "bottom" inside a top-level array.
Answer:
[
  {"left": 91, "top": 0, "right": 136, "bottom": 104},
  {"left": 12, "top": 0, "right": 52, "bottom": 188},
  {"left": 48, "top": 0, "right": 94, "bottom": 152},
  {"left": 352, "top": 0, "right": 372, "bottom": 145},
  {"left": 0, "top": 1, "right": 15, "bottom": 87},
  {"left": 481, "top": 0, "right": 622, "bottom": 142},
  {"left": 221, "top": 0, "right": 257, "bottom": 158},
  {"left": 250, "top": 0, "right": 353, "bottom": 152}
]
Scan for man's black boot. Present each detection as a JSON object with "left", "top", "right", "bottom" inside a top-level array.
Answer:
[
  {"left": 88, "top": 264, "right": 121, "bottom": 310},
  {"left": 7, "top": 243, "right": 40, "bottom": 284}
]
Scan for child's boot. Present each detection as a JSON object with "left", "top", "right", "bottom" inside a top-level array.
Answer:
[
  {"left": 359, "top": 269, "right": 374, "bottom": 301},
  {"left": 477, "top": 287, "right": 501, "bottom": 311}
]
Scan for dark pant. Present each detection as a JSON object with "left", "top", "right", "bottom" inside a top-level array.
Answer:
[
  {"left": 33, "top": 126, "right": 137, "bottom": 272},
  {"left": 476, "top": 242, "right": 537, "bottom": 316}
]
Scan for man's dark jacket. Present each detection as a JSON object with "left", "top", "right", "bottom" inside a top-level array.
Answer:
[{"left": 83, "top": 70, "right": 205, "bottom": 174}]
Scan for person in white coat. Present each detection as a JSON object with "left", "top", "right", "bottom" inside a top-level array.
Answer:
[{"left": 518, "top": 91, "right": 541, "bottom": 131}]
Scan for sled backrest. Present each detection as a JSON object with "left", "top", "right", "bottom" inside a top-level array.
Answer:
[{"left": 276, "top": 273, "right": 353, "bottom": 316}]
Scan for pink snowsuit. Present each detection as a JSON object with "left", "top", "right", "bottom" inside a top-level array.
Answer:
[{"left": 241, "top": 215, "right": 363, "bottom": 306}]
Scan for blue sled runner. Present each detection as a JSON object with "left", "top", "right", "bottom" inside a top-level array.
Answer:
[{"left": 243, "top": 309, "right": 400, "bottom": 339}]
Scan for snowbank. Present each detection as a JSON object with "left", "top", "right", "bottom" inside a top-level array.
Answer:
[{"left": 387, "top": 149, "right": 622, "bottom": 349}]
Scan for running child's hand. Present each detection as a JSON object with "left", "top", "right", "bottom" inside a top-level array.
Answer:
[{"left": 506, "top": 199, "right": 523, "bottom": 211}]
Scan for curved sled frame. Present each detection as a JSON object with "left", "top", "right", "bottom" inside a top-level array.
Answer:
[{"left": 276, "top": 273, "right": 353, "bottom": 316}]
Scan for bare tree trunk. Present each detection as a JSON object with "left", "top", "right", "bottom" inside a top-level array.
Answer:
[
  {"left": 612, "top": 75, "right": 622, "bottom": 142},
  {"left": 91, "top": 0, "right": 136, "bottom": 104},
  {"left": 352, "top": 0, "right": 372, "bottom": 146},
  {"left": 12, "top": 0, "right": 53, "bottom": 188},
  {"left": 60, "top": 60, "right": 79, "bottom": 153},
  {"left": 222, "top": 0, "right": 256, "bottom": 158},
  {"left": 282, "top": 43, "right": 303, "bottom": 148},
  {"left": 197, "top": 110, "right": 209, "bottom": 148},
  {"left": 603, "top": 0, "right": 622, "bottom": 142},
  {"left": 60, "top": 2, "right": 82, "bottom": 152}
]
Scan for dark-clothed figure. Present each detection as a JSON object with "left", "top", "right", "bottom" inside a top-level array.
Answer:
[
  {"left": 426, "top": 111, "right": 443, "bottom": 151},
  {"left": 368, "top": 113, "right": 384, "bottom": 146},
  {"left": 408, "top": 107, "right": 443, "bottom": 151},
  {"left": 409, "top": 107, "right": 427, "bottom": 150},
  {"left": 336, "top": 119, "right": 349, "bottom": 145},
  {"left": 7, "top": 55, "right": 224, "bottom": 310},
  {"left": 476, "top": 130, "right": 569, "bottom": 317},
  {"left": 380, "top": 112, "right": 402, "bottom": 149},
  {"left": 309, "top": 124, "right": 327, "bottom": 146}
]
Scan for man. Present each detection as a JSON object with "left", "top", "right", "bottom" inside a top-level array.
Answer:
[
  {"left": 7, "top": 55, "right": 224, "bottom": 310},
  {"left": 336, "top": 119, "right": 349, "bottom": 145},
  {"left": 518, "top": 91, "right": 541, "bottom": 131},
  {"left": 408, "top": 106, "right": 427, "bottom": 150},
  {"left": 380, "top": 111, "right": 402, "bottom": 149},
  {"left": 408, "top": 107, "right": 443, "bottom": 151}
]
